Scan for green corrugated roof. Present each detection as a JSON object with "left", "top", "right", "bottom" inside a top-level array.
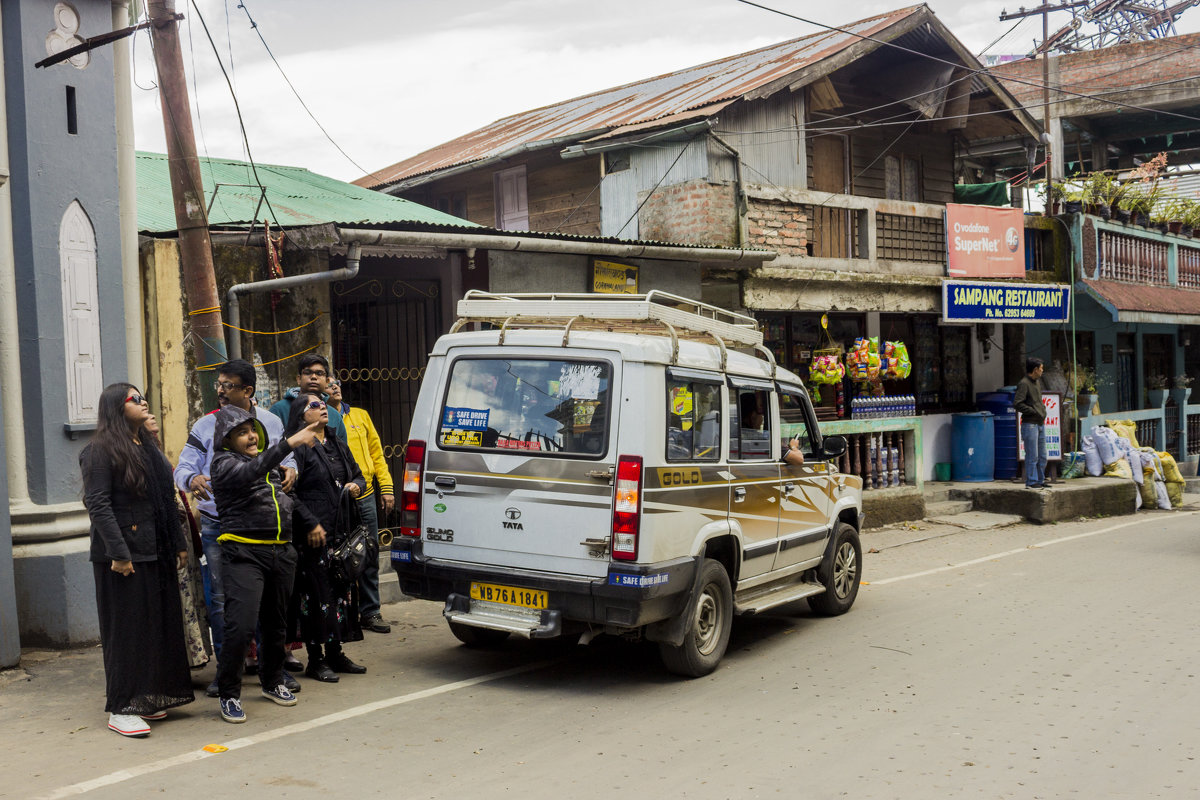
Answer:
[{"left": 136, "top": 151, "right": 478, "bottom": 233}]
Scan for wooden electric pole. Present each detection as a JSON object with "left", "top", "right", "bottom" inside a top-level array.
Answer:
[{"left": 147, "top": 0, "right": 227, "bottom": 386}]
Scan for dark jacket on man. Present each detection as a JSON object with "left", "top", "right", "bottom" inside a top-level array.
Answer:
[
  {"left": 210, "top": 405, "right": 296, "bottom": 544},
  {"left": 1014, "top": 374, "right": 1047, "bottom": 426}
]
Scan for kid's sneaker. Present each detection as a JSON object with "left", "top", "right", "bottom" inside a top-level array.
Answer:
[
  {"left": 219, "top": 697, "right": 246, "bottom": 723},
  {"left": 261, "top": 684, "right": 298, "bottom": 707}
]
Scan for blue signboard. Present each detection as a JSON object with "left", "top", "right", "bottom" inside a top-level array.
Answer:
[
  {"left": 442, "top": 407, "right": 490, "bottom": 431},
  {"left": 942, "top": 280, "right": 1070, "bottom": 323}
]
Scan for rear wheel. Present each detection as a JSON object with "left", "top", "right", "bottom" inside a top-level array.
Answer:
[
  {"left": 659, "top": 558, "right": 733, "bottom": 678},
  {"left": 448, "top": 621, "right": 511, "bottom": 648},
  {"left": 807, "top": 521, "right": 861, "bottom": 616}
]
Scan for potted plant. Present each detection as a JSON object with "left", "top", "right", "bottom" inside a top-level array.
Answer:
[
  {"left": 1147, "top": 373, "right": 1170, "bottom": 407},
  {"left": 1065, "top": 362, "right": 1102, "bottom": 416},
  {"left": 1083, "top": 171, "right": 1115, "bottom": 219},
  {"left": 1124, "top": 186, "right": 1159, "bottom": 227},
  {"left": 1171, "top": 373, "right": 1194, "bottom": 406},
  {"left": 1181, "top": 199, "right": 1200, "bottom": 237},
  {"left": 1156, "top": 197, "right": 1186, "bottom": 234}
]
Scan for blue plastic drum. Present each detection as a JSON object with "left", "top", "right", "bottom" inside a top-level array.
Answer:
[
  {"left": 976, "top": 390, "right": 1017, "bottom": 480},
  {"left": 952, "top": 411, "right": 995, "bottom": 482}
]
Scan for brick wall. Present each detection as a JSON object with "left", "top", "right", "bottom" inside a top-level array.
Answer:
[
  {"left": 990, "top": 32, "right": 1200, "bottom": 106},
  {"left": 746, "top": 197, "right": 808, "bottom": 256},
  {"left": 638, "top": 179, "right": 737, "bottom": 246}
]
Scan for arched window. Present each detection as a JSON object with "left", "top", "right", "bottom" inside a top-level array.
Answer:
[{"left": 60, "top": 200, "right": 102, "bottom": 423}]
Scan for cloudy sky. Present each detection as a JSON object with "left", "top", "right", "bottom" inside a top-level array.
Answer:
[{"left": 129, "top": 0, "right": 1199, "bottom": 184}]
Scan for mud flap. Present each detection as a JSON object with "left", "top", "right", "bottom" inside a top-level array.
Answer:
[{"left": 643, "top": 555, "right": 704, "bottom": 647}]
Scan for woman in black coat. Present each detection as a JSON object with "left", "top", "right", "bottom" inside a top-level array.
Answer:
[
  {"left": 81, "top": 383, "right": 195, "bottom": 737},
  {"left": 285, "top": 393, "right": 368, "bottom": 682}
]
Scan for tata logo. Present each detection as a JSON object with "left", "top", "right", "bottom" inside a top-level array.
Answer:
[{"left": 505, "top": 508, "right": 521, "bottom": 520}]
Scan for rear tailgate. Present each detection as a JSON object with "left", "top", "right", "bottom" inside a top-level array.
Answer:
[{"left": 419, "top": 351, "right": 618, "bottom": 579}]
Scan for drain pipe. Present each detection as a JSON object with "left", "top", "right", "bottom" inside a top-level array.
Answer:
[{"left": 225, "top": 242, "right": 361, "bottom": 360}]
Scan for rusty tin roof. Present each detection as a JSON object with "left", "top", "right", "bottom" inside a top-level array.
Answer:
[{"left": 356, "top": 5, "right": 927, "bottom": 190}]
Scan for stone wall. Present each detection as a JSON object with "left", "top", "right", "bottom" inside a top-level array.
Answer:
[
  {"left": 746, "top": 198, "right": 808, "bottom": 256},
  {"left": 638, "top": 179, "right": 737, "bottom": 246}
]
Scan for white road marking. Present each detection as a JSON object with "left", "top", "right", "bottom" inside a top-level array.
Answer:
[
  {"left": 868, "top": 512, "right": 1196, "bottom": 587},
  {"left": 36, "top": 661, "right": 549, "bottom": 799}
]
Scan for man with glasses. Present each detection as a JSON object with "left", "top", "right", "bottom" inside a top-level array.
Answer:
[
  {"left": 174, "top": 359, "right": 298, "bottom": 697},
  {"left": 267, "top": 354, "right": 346, "bottom": 441}
]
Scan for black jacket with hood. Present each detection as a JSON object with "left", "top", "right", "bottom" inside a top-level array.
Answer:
[{"left": 210, "top": 405, "right": 295, "bottom": 544}]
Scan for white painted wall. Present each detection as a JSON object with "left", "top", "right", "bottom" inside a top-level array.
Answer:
[{"left": 922, "top": 413, "right": 954, "bottom": 481}]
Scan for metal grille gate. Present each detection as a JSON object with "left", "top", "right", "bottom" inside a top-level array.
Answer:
[{"left": 331, "top": 278, "right": 443, "bottom": 489}]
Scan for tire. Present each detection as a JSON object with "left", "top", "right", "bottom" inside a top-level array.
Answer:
[
  {"left": 659, "top": 558, "right": 733, "bottom": 678},
  {"left": 807, "top": 521, "right": 862, "bottom": 616},
  {"left": 448, "top": 621, "right": 511, "bottom": 648}
]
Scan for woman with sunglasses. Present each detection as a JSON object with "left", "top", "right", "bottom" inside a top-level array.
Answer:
[
  {"left": 284, "top": 394, "right": 368, "bottom": 682},
  {"left": 80, "top": 384, "right": 195, "bottom": 737}
]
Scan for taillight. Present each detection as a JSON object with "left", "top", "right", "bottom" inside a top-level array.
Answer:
[
  {"left": 611, "top": 455, "right": 643, "bottom": 561},
  {"left": 400, "top": 440, "right": 426, "bottom": 537}
]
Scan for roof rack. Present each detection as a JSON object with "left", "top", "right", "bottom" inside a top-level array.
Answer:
[{"left": 452, "top": 290, "right": 764, "bottom": 348}]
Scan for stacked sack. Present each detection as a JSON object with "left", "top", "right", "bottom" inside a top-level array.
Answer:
[
  {"left": 1132, "top": 447, "right": 1170, "bottom": 510},
  {"left": 1158, "top": 450, "right": 1186, "bottom": 508}
]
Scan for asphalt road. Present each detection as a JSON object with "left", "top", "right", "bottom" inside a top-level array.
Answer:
[{"left": 5, "top": 510, "right": 1200, "bottom": 799}]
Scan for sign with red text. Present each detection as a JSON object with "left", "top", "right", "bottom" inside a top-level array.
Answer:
[
  {"left": 1017, "top": 393, "right": 1062, "bottom": 463},
  {"left": 946, "top": 203, "right": 1025, "bottom": 278}
]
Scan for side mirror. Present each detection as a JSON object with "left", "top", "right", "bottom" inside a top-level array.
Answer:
[{"left": 822, "top": 434, "right": 847, "bottom": 459}]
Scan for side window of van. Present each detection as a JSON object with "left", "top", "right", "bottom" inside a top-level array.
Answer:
[
  {"left": 730, "top": 388, "right": 772, "bottom": 460},
  {"left": 666, "top": 380, "right": 721, "bottom": 462},
  {"left": 779, "top": 388, "right": 815, "bottom": 456}
]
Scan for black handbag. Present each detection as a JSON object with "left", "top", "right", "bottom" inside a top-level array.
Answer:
[{"left": 330, "top": 487, "right": 371, "bottom": 583}]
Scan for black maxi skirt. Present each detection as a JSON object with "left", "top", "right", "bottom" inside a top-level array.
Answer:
[
  {"left": 291, "top": 541, "right": 363, "bottom": 650},
  {"left": 93, "top": 561, "right": 195, "bottom": 714}
]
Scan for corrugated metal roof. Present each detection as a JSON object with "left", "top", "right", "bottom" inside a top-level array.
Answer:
[
  {"left": 136, "top": 151, "right": 478, "bottom": 233},
  {"left": 1084, "top": 278, "right": 1200, "bottom": 320},
  {"left": 356, "top": 5, "right": 926, "bottom": 189}
]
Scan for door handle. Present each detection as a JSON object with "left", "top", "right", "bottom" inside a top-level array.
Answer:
[
  {"left": 734, "top": 487, "right": 747, "bottom": 503},
  {"left": 433, "top": 476, "right": 457, "bottom": 489},
  {"left": 586, "top": 469, "right": 613, "bottom": 481}
]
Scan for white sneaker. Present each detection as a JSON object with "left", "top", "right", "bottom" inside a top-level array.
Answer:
[
  {"left": 108, "top": 714, "right": 151, "bottom": 737},
  {"left": 140, "top": 710, "right": 167, "bottom": 721}
]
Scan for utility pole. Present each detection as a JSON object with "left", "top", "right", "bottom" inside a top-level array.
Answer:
[{"left": 147, "top": 0, "right": 227, "bottom": 392}]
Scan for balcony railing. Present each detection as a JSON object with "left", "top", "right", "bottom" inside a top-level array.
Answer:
[{"left": 1098, "top": 229, "right": 1168, "bottom": 283}]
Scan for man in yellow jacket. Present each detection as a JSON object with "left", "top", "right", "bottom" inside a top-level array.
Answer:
[{"left": 329, "top": 381, "right": 394, "bottom": 634}]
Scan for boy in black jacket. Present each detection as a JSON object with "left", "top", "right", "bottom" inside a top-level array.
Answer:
[{"left": 210, "top": 405, "right": 320, "bottom": 723}]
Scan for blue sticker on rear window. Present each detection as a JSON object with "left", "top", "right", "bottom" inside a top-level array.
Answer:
[
  {"left": 390, "top": 550, "right": 411, "bottom": 562},
  {"left": 443, "top": 407, "right": 490, "bottom": 431},
  {"left": 608, "top": 572, "right": 669, "bottom": 588}
]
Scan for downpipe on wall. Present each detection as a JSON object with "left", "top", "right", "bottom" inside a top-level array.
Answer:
[{"left": 225, "top": 242, "right": 361, "bottom": 361}]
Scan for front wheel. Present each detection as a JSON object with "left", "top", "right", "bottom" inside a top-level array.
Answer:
[
  {"left": 659, "top": 558, "right": 733, "bottom": 678},
  {"left": 448, "top": 621, "right": 511, "bottom": 648},
  {"left": 807, "top": 521, "right": 861, "bottom": 616}
]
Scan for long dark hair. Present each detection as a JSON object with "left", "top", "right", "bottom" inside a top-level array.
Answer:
[
  {"left": 92, "top": 382, "right": 149, "bottom": 496},
  {"left": 285, "top": 393, "right": 323, "bottom": 436}
]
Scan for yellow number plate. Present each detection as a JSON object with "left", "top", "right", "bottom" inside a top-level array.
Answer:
[{"left": 470, "top": 582, "right": 548, "bottom": 610}]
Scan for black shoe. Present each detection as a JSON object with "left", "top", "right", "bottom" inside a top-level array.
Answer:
[
  {"left": 283, "top": 655, "right": 303, "bottom": 672},
  {"left": 327, "top": 653, "right": 367, "bottom": 674},
  {"left": 281, "top": 670, "right": 302, "bottom": 693},
  {"left": 205, "top": 679, "right": 220, "bottom": 698},
  {"left": 361, "top": 614, "right": 391, "bottom": 634},
  {"left": 304, "top": 661, "right": 339, "bottom": 683}
]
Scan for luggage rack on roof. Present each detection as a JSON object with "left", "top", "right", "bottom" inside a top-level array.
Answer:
[{"left": 449, "top": 290, "right": 775, "bottom": 374}]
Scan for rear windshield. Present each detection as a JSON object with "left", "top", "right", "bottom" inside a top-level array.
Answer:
[{"left": 438, "top": 357, "right": 612, "bottom": 457}]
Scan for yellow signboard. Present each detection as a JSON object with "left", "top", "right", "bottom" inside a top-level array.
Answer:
[{"left": 592, "top": 260, "right": 638, "bottom": 294}]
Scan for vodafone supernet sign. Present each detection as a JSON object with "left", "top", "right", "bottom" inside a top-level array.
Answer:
[{"left": 945, "top": 203, "right": 1025, "bottom": 278}]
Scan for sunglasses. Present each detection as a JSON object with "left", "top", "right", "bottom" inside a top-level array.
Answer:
[
  {"left": 125, "top": 394, "right": 148, "bottom": 405},
  {"left": 307, "top": 400, "right": 327, "bottom": 410},
  {"left": 214, "top": 380, "right": 244, "bottom": 392}
]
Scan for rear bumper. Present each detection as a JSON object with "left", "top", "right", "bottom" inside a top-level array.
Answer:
[{"left": 391, "top": 538, "right": 697, "bottom": 637}]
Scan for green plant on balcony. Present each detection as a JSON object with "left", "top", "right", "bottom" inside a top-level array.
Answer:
[
  {"left": 1083, "top": 171, "right": 1118, "bottom": 217},
  {"left": 1174, "top": 374, "right": 1194, "bottom": 389},
  {"left": 1060, "top": 361, "right": 1103, "bottom": 395},
  {"left": 1122, "top": 185, "right": 1161, "bottom": 226},
  {"left": 1147, "top": 373, "right": 1170, "bottom": 390}
]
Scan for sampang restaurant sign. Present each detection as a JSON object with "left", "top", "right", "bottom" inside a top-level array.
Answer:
[
  {"left": 946, "top": 203, "right": 1024, "bottom": 278},
  {"left": 943, "top": 280, "right": 1070, "bottom": 323}
]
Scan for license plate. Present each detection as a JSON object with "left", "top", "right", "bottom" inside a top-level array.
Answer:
[{"left": 470, "top": 581, "right": 548, "bottom": 610}]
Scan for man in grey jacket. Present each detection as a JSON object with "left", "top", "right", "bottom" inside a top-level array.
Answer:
[{"left": 1014, "top": 357, "right": 1048, "bottom": 489}]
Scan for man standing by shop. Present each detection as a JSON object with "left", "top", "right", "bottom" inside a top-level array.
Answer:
[
  {"left": 1015, "top": 357, "right": 1048, "bottom": 489},
  {"left": 329, "top": 380, "right": 393, "bottom": 634},
  {"left": 268, "top": 354, "right": 347, "bottom": 441},
  {"left": 174, "top": 359, "right": 298, "bottom": 695}
]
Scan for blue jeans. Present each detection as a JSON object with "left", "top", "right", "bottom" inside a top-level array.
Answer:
[
  {"left": 1021, "top": 422, "right": 1047, "bottom": 487},
  {"left": 357, "top": 496, "right": 381, "bottom": 619},
  {"left": 200, "top": 516, "right": 225, "bottom": 661}
]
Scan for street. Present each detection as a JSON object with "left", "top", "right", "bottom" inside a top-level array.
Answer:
[{"left": 5, "top": 510, "right": 1200, "bottom": 800}]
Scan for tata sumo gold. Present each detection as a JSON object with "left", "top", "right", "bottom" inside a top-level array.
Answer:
[{"left": 391, "top": 291, "right": 863, "bottom": 677}]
